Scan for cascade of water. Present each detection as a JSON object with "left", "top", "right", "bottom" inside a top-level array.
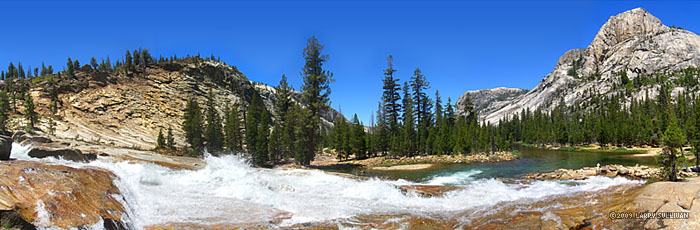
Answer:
[{"left": 12, "top": 144, "right": 643, "bottom": 228}]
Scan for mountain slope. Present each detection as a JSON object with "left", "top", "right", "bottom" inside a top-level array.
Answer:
[
  {"left": 455, "top": 87, "right": 527, "bottom": 118},
  {"left": 21, "top": 58, "right": 342, "bottom": 150},
  {"left": 461, "top": 8, "right": 700, "bottom": 124}
]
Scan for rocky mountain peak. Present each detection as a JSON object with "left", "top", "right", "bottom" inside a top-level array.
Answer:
[
  {"left": 588, "top": 8, "right": 667, "bottom": 63},
  {"left": 459, "top": 8, "right": 700, "bottom": 124}
]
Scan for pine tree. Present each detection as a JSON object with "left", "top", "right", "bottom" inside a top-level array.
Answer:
[
  {"left": 351, "top": 114, "right": 367, "bottom": 159},
  {"left": 66, "top": 57, "right": 75, "bottom": 78},
  {"left": 182, "top": 97, "right": 203, "bottom": 155},
  {"left": 90, "top": 57, "right": 98, "bottom": 70},
  {"left": 0, "top": 90, "right": 9, "bottom": 132},
  {"left": 693, "top": 96, "right": 700, "bottom": 171},
  {"left": 382, "top": 55, "right": 401, "bottom": 138},
  {"left": 401, "top": 82, "right": 416, "bottom": 156},
  {"left": 6, "top": 63, "right": 16, "bottom": 113},
  {"left": 659, "top": 109, "right": 687, "bottom": 181},
  {"left": 246, "top": 94, "right": 270, "bottom": 165},
  {"left": 224, "top": 104, "right": 243, "bottom": 152},
  {"left": 374, "top": 101, "right": 389, "bottom": 156},
  {"left": 410, "top": 68, "right": 432, "bottom": 154},
  {"left": 166, "top": 127, "right": 175, "bottom": 149},
  {"left": 157, "top": 128, "right": 166, "bottom": 149},
  {"left": 203, "top": 90, "right": 223, "bottom": 153},
  {"left": 125, "top": 49, "right": 133, "bottom": 74},
  {"left": 333, "top": 115, "right": 347, "bottom": 160},
  {"left": 23, "top": 92, "right": 37, "bottom": 131},
  {"left": 297, "top": 36, "right": 333, "bottom": 165},
  {"left": 272, "top": 74, "right": 293, "bottom": 159}
]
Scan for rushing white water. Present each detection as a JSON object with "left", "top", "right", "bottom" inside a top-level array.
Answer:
[
  {"left": 11, "top": 144, "right": 644, "bottom": 228},
  {"left": 426, "top": 169, "right": 483, "bottom": 185}
]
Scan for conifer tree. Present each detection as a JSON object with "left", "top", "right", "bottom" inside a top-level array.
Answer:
[
  {"left": 166, "top": 127, "right": 175, "bottom": 149},
  {"left": 246, "top": 94, "right": 270, "bottom": 165},
  {"left": 351, "top": 114, "right": 367, "bottom": 159},
  {"left": 272, "top": 74, "right": 293, "bottom": 159},
  {"left": 659, "top": 109, "right": 686, "bottom": 181},
  {"left": 693, "top": 96, "right": 700, "bottom": 171},
  {"left": 157, "top": 128, "right": 166, "bottom": 149},
  {"left": 381, "top": 55, "right": 401, "bottom": 139},
  {"left": 66, "top": 57, "right": 75, "bottom": 78},
  {"left": 182, "top": 98, "right": 203, "bottom": 154},
  {"left": 6, "top": 63, "right": 16, "bottom": 113},
  {"left": 23, "top": 92, "right": 37, "bottom": 131},
  {"left": 224, "top": 104, "right": 243, "bottom": 152},
  {"left": 90, "top": 57, "right": 98, "bottom": 70},
  {"left": 0, "top": 90, "right": 9, "bottom": 132},
  {"left": 297, "top": 36, "right": 333, "bottom": 165},
  {"left": 204, "top": 90, "right": 223, "bottom": 153},
  {"left": 401, "top": 82, "right": 416, "bottom": 156},
  {"left": 410, "top": 68, "right": 432, "bottom": 154}
]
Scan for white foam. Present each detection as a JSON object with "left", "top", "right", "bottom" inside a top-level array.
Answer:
[
  {"left": 11, "top": 144, "right": 644, "bottom": 227},
  {"left": 425, "top": 170, "right": 483, "bottom": 185}
]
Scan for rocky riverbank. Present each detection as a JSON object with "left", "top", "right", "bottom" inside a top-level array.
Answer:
[
  {"left": 348, "top": 151, "right": 518, "bottom": 170},
  {"left": 523, "top": 164, "right": 668, "bottom": 180}
]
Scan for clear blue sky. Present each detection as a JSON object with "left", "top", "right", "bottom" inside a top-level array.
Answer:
[{"left": 1, "top": 1, "right": 699, "bottom": 123}]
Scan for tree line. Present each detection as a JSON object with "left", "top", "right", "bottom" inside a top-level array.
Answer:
[
  {"left": 328, "top": 55, "right": 508, "bottom": 161},
  {"left": 178, "top": 37, "right": 332, "bottom": 166}
]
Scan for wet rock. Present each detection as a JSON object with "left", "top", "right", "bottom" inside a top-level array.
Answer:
[
  {"left": 28, "top": 146, "right": 96, "bottom": 162},
  {"left": 0, "top": 161, "right": 133, "bottom": 229},
  {"left": 0, "top": 135, "right": 11, "bottom": 160},
  {"left": 398, "top": 185, "right": 460, "bottom": 198}
]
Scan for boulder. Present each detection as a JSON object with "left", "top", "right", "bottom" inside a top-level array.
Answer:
[
  {"left": 0, "top": 135, "right": 11, "bottom": 160},
  {"left": 28, "top": 146, "right": 96, "bottom": 162}
]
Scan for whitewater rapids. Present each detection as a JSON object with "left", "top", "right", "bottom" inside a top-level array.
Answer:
[{"left": 11, "top": 143, "right": 643, "bottom": 228}]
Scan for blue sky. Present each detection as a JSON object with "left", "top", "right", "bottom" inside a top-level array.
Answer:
[{"left": 1, "top": 1, "right": 699, "bottom": 123}]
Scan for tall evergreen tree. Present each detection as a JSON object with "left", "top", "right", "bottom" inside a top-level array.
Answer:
[
  {"left": 224, "top": 104, "right": 243, "bottom": 152},
  {"left": 166, "top": 127, "right": 175, "bottom": 149},
  {"left": 659, "top": 109, "right": 687, "bottom": 181},
  {"left": 157, "top": 128, "right": 166, "bottom": 149},
  {"left": 297, "top": 36, "right": 333, "bottom": 165},
  {"left": 401, "top": 82, "right": 416, "bottom": 156},
  {"left": 23, "top": 92, "right": 37, "bottom": 131},
  {"left": 382, "top": 55, "right": 401, "bottom": 135},
  {"left": 410, "top": 68, "right": 432, "bottom": 154},
  {"left": 0, "top": 90, "right": 9, "bottom": 133},
  {"left": 693, "top": 96, "right": 700, "bottom": 171},
  {"left": 271, "top": 74, "right": 294, "bottom": 159},
  {"left": 204, "top": 90, "right": 223, "bottom": 153},
  {"left": 351, "top": 114, "right": 367, "bottom": 159},
  {"left": 182, "top": 97, "right": 203, "bottom": 155}
]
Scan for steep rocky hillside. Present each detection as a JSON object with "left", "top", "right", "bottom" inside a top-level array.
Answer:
[
  {"left": 461, "top": 8, "right": 700, "bottom": 124},
  {"left": 455, "top": 87, "right": 527, "bottom": 118},
  {"left": 15, "top": 58, "right": 342, "bottom": 151}
]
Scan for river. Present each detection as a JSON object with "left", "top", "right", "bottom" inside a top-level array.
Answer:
[{"left": 11, "top": 143, "right": 652, "bottom": 229}]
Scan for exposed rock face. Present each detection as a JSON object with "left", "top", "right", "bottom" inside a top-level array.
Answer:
[
  {"left": 0, "top": 135, "right": 11, "bottom": 160},
  {"left": 463, "top": 8, "right": 700, "bottom": 124},
  {"left": 455, "top": 87, "right": 527, "bottom": 118},
  {"left": 0, "top": 161, "right": 133, "bottom": 229},
  {"left": 24, "top": 58, "right": 341, "bottom": 151}
]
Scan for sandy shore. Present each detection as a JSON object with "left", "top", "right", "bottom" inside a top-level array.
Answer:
[{"left": 371, "top": 164, "right": 434, "bottom": 171}]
